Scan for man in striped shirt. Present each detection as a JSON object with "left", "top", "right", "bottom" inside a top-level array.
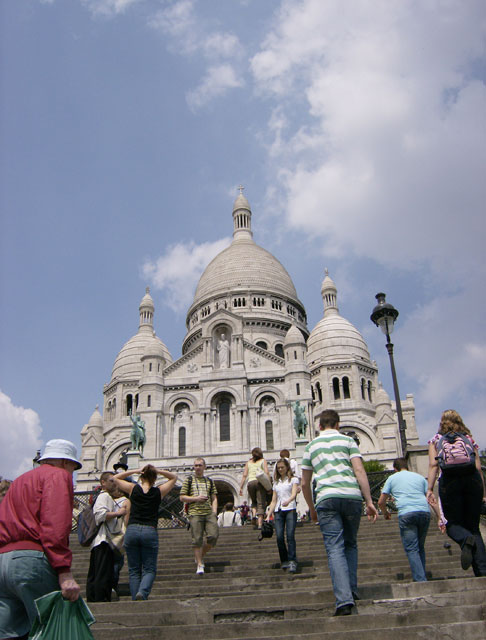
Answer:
[
  {"left": 180, "top": 458, "right": 219, "bottom": 575},
  {"left": 301, "top": 410, "right": 377, "bottom": 616}
]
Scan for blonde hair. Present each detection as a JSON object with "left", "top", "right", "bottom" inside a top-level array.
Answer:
[{"left": 438, "top": 410, "right": 472, "bottom": 436}]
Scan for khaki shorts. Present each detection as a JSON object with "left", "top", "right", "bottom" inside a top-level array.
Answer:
[{"left": 189, "top": 513, "right": 219, "bottom": 548}]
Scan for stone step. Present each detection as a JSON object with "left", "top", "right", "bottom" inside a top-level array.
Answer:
[
  {"left": 88, "top": 581, "right": 486, "bottom": 617},
  {"left": 90, "top": 603, "right": 485, "bottom": 639}
]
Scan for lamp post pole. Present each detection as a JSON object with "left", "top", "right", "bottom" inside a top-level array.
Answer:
[{"left": 371, "top": 293, "right": 407, "bottom": 458}]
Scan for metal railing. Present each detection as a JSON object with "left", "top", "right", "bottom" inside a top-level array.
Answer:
[{"left": 73, "top": 486, "right": 187, "bottom": 531}]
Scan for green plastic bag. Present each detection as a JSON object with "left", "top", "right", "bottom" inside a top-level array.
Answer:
[{"left": 29, "top": 591, "right": 96, "bottom": 640}]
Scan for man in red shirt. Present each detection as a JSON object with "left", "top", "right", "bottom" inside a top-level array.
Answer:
[{"left": 0, "top": 439, "right": 81, "bottom": 639}]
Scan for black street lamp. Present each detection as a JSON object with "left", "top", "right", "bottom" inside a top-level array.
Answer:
[{"left": 370, "top": 293, "right": 407, "bottom": 457}]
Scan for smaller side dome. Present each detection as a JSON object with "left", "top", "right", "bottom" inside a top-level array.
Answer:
[
  {"left": 82, "top": 405, "right": 103, "bottom": 435},
  {"left": 284, "top": 324, "right": 305, "bottom": 346},
  {"left": 375, "top": 382, "right": 392, "bottom": 407},
  {"left": 141, "top": 341, "right": 168, "bottom": 360},
  {"left": 88, "top": 405, "right": 103, "bottom": 428}
]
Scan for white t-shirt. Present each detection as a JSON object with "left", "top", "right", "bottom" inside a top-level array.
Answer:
[
  {"left": 218, "top": 511, "right": 242, "bottom": 527},
  {"left": 273, "top": 477, "right": 299, "bottom": 511}
]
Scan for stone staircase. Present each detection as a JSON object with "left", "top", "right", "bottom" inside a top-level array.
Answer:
[{"left": 71, "top": 518, "right": 486, "bottom": 639}]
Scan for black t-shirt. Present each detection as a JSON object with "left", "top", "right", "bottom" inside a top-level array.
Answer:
[{"left": 128, "top": 484, "right": 162, "bottom": 528}]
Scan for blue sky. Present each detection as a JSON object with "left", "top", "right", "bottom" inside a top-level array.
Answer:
[{"left": 1, "top": 0, "right": 485, "bottom": 480}]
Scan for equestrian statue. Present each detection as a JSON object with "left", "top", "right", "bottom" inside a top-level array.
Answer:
[
  {"left": 292, "top": 401, "right": 308, "bottom": 439},
  {"left": 129, "top": 411, "right": 146, "bottom": 456}
]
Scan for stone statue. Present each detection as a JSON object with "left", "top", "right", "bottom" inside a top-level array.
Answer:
[
  {"left": 292, "top": 401, "right": 308, "bottom": 439},
  {"left": 129, "top": 412, "right": 146, "bottom": 456},
  {"left": 217, "top": 333, "right": 230, "bottom": 369}
]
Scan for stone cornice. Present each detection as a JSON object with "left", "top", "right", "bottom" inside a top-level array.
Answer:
[
  {"left": 248, "top": 376, "right": 285, "bottom": 385},
  {"left": 243, "top": 339, "right": 285, "bottom": 365},
  {"left": 164, "top": 344, "right": 204, "bottom": 376}
]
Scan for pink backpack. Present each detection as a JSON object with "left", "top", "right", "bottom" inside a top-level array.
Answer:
[{"left": 436, "top": 432, "right": 476, "bottom": 475}]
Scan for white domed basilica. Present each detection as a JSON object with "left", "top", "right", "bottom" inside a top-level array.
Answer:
[{"left": 78, "top": 191, "right": 419, "bottom": 498}]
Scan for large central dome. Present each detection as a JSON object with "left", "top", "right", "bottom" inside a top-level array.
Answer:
[
  {"left": 193, "top": 240, "right": 299, "bottom": 305},
  {"left": 190, "top": 193, "right": 300, "bottom": 309},
  {"left": 184, "top": 191, "right": 307, "bottom": 349}
]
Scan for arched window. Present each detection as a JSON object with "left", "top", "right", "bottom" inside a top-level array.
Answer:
[
  {"left": 296, "top": 383, "right": 301, "bottom": 395},
  {"left": 126, "top": 394, "right": 133, "bottom": 416},
  {"left": 178, "top": 427, "right": 186, "bottom": 457},
  {"left": 265, "top": 420, "right": 274, "bottom": 450},
  {"left": 219, "top": 400, "right": 231, "bottom": 441},
  {"left": 343, "top": 377, "right": 350, "bottom": 399},
  {"left": 316, "top": 381, "right": 323, "bottom": 403},
  {"left": 149, "top": 362, "right": 152, "bottom": 372},
  {"left": 135, "top": 394, "right": 139, "bottom": 411},
  {"left": 256, "top": 341, "right": 267, "bottom": 350},
  {"left": 147, "top": 395, "right": 151, "bottom": 408},
  {"left": 332, "top": 377, "right": 340, "bottom": 400},
  {"left": 275, "top": 344, "right": 284, "bottom": 358},
  {"left": 361, "top": 378, "right": 366, "bottom": 400},
  {"left": 311, "top": 385, "right": 315, "bottom": 401},
  {"left": 368, "top": 380, "right": 373, "bottom": 402}
]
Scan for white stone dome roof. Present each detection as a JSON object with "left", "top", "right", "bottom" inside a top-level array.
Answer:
[
  {"left": 112, "top": 333, "right": 172, "bottom": 381},
  {"left": 191, "top": 191, "right": 301, "bottom": 309},
  {"left": 375, "top": 382, "right": 392, "bottom": 406},
  {"left": 110, "top": 289, "right": 173, "bottom": 381},
  {"left": 142, "top": 341, "right": 168, "bottom": 360},
  {"left": 139, "top": 288, "right": 154, "bottom": 310},
  {"left": 307, "top": 314, "right": 370, "bottom": 364},
  {"left": 307, "top": 270, "right": 370, "bottom": 365},
  {"left": 284, "top": 324, "right": 305, "bottom": 345},
  {"left": 192, "top": 240, "right": 299, "bottom": 306},
  {"left": 88, "top": 405, "right": 103, "bottom": 428}
]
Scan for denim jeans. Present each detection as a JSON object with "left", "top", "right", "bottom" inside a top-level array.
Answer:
[
  {"left": 316, "top": 498, "right": 362, "bottom": 609},
  {"left": 398, "top": 511, "right": 430, "bottom": 581},
  {"left": 274, "top": 509, "right": 297, "bottom": 563},
  {"left": 0, "top": 550, "right": 59, "bottom": 638},
  {"left": 124, "top": 524, "right": 159, "bottom": 600}
]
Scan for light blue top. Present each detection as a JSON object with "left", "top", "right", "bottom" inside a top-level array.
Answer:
[{"left": 382, "top": 470, "right": 429, "bottom": 515}]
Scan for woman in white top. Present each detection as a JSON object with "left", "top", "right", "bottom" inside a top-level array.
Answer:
[{"left": 266, "top": 458, "right": 299, "bottom": 573}]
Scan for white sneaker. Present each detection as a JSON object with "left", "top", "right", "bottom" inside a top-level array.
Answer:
[{"left": 196, "top": 565, "right": 204, "bottom": 575}]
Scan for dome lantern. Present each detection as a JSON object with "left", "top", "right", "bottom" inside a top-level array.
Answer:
[
  {"left": 321, "top": 268, "right": 338, "bottom": 317},
  {"left": 232, "top": 185, "right": 253, "bottom": 243},
  {"left": 139, "top": 287, "right": 155, "bottom": 332}
]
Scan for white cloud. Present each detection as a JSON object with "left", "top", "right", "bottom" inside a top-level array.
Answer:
[
  {"left": 187, "top": 64, "right": 244, "bottom": 109},
  {"left": 149, "top": 0, "right": 244, "bottom": 107},
  {"left": 0, "top": 391, "right": 43, "bottom": 480},
  {"left": 249, "top": 0, "right": 486, "bottom": 445},
  {"left": 149, "top": 0, "right": 198, "bottom": 54},
  {"left": 142, "top": 237, "right": 231, "bottom": 313},
  {"left": 251, "top": 1, "right": 486, "bottom": 281},
  {"left": 81, "top": 0, "right": 140, "bottom": 17}
]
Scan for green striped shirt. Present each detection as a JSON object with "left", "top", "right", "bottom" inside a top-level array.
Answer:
[
  {"left": 301, "top": 429, "right": 362, "bottom": 505},
  {"left": 180, "top": 475, "right": 217, "bottom": 516}
]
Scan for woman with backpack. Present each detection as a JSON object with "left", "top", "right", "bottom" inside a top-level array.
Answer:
[
  {"left": 239, "top": 447, "right": 270, "bottom": 530},
  {"left": 427, "top": 410, "right": 486, "bottom": 576},
  {"left": 113, "top": 465, "right": 177, "bottom": 600},
  {"left": 266, "top": 458, "right": 299, "bottom": 573}
]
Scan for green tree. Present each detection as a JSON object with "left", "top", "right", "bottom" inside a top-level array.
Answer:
[{"left": 363, "top": 459, "right": 387, "bottom": 473}]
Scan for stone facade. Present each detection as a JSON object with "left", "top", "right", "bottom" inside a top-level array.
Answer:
[{"left": 78, "top": 192, "right": 419, "bottom": 504}]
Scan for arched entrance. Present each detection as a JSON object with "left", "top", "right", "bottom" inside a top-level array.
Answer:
[{"left": 214, "top": 480, "right": 236, "bottom": 511}]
